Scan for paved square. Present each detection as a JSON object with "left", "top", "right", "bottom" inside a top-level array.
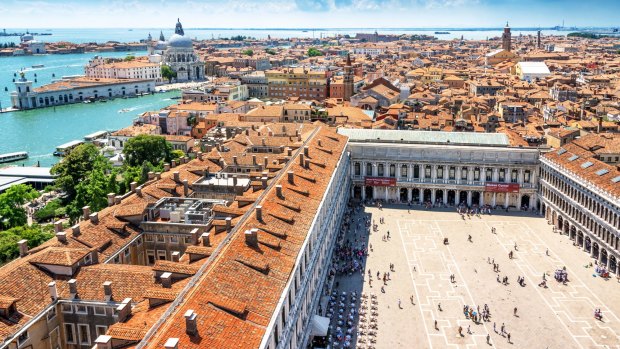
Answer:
[{"left": 331, "top": 204, "right": 620, "bottom": 349}]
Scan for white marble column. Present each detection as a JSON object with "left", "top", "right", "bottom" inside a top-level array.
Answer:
[
  {"left": 467, "top": 191, "right": 472, "bottom": 206},
  {"left": 431, "top": 189, "right": 436, "bottom": 203},
  {"left": 443, "top": 190, "right": 448, "bottom": 204},
  {"left": 480, "top": 191, "right": 485, "bottom": 206},
  {"left": 504, "top": 194, "right": 510, "bottom": 208},
  {"left": 492, "top": 192, "right": 497, "bottom": 206}
]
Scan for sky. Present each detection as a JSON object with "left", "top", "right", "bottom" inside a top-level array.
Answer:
[{"left": 1, "top": 0, "right": 618, "bottom": 29}]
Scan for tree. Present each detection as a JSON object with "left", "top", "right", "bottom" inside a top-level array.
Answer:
[
  {"left": 51, "top": 143, "right": 105, "bottom": 201},
  {"left": 66, "top": 165, "right": 115, "bottom": 221},
  {"left": 124, "top": 55, "right": 135, "bottom": 61},
  {"left": 161, "top": 65, "right": 177, "bottom": 83},
  {"left": 123, "top": 134, "right": 173, "bottom": 167},
  {"left": 307, "top": 47, "right": 323, "bottom": 57},
  {"left": 0, "top": 225, "right": 54, "bottom": 264},
  {"left": 265, "top": 48, "right": 276, "bottom": 55},
  {"left": 0, "top": 184, "right": 39, "bottom": 229},
  {"left": 34, "top": 199, "right": 65, "bottom": 222},
  {"left": 242, "top": 49, "right": 254, "bottom": 56}
]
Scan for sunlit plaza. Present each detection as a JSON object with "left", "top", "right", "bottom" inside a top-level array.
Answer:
[{"left": 326, "top": 203, "right": 620, "bottom": 349}]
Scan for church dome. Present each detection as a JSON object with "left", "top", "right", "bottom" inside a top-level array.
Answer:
[{"left": 167, "top": 34, "right": 192, "bottom": 48}]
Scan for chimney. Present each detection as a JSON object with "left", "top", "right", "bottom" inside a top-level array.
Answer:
[
  {"left": 304, "top": 146, "right": 309, "bottom": 157},
  {"left": 171, "top": 251, "right": 180, "bottom": 263},
  {"left": 263, "top": 156, "right": 268, "bottom": 168},
  {"left": 95, "top": 335, "right": 112, "bottom": 349},
  {"left": 261, "top": 177, "right": 268, "bottom": 189},
  {"left": 318, "top": 139, "right": 322, "bottom": 147},
  {"left": 288, "top": 171, "right": 294, "bottom": 184},
  {"left": 185, "top": 310, "right": 198, "bottom": 336},
  {"left": 90, "top": 212, "right": 99, "bottom": 224},
  {"left": 68, "top": 279, "right": 78, "bottom": 298},
  {"left": 71, "top": 224, "right": 81, "bottom": 236},
  {"left": 115, "top": 298, "right": 132, "bottom": 322},
  {"left": 184, "top": 156, "right": 190, "bottom": 164},
  {"left": 148, "top": 171, "right": 155, "bottom": 180},
  {"left": 164, "top": 338, "right": 179, "bottom": 349},
  {"left": 305, "top": 159, "right": 310, "bottom": 169},
  {"left": 161, "top": 272, "right": 172, "bottom": 288},
  {"left": 268, "top": 130, "right": 273, "bottom": 137},
  {"left": 255, "top": 206, "right": 263, "bottom": 222},
  {"left": 107, "top": 193, "right": 115, "bottom": 206},
  {"left": 262, "top": 138, "right": 266, "bottom": 146},
  {"left": 48, "top": 281, "right": 58, "bottom": 301},
  {"left": 130, "top": 181, "right": 138, "bottom": 193},
  {"left": 156, "top": 172, "right": 161, "bottom": 180},
  {"left": 164, "top": 163, "right": 171, "bottom": 172},
  {"left": 183, "top": 179, "right": 189, "bottom": 197},
  {"left": 114, "top": 196, "right": 122, "bottom": 205},
  {"left": 56, "top": 232, "right": 67, "bottom": 243},
  {"left": 233, "top": 155, "right": 238, "bottom": 164},
  {"left": 54, "top": 220, "right": 63, "bottom": 233},
  {"left": 287, "top": 148, "right": 293, "bottom": 156},
  {"left": 276, "top": 185, "right": 283, "bottom": 199},
  {"left": 225, "top": 217, "right": 232, "bottom": 233},
  {"left": 82, "top": 206, "right": 91, "bottom": 220},
  {"left": 18, "top": 240, "right": 28, "bottom": 257},
  {"left": 201, "top": 233, "right": 211, "bottom": 247},
  {"left": 232, "top": 175, "right": 238, "bottom": 187},
  {"left": 103, "top": 281, "right": 113, "bottom": 301},
  {"left": 136, "top": 187, "right": 143, "bottom": 197},
  {"left": 173, "top": 171, "right": 180, "bottom": 182},
  {"left": 171, "top": 160, "right": 177, "bottom": 168},
  {"left": 252, "top": 154, "right": 257, "bottom": 165},
  {"left": 245, "top": 228, "right": 258, "bottom": 247},
  {"left": 299, "top": 153, "right": 305, "bottom": 166},
  {"left": 197, "top": 151, "right": 203, "bottom": 160}
]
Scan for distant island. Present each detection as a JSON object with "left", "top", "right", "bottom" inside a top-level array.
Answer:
[{"left": 567, "top": 32, "right": 615, "bottom": 39}]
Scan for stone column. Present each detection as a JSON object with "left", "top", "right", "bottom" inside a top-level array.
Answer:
[
  {"left": 456, "top": 190, "right": 461, "bottom": 205},
  {"left": 432, "top": 165, "right": 437, "bottom": 183},
  {"left": 493, "top": 167, "right": 499, "bottom": 182},
  {"left": 431, "top": 189, "right": 436, "bottom": 204},
  {"left": 467, "top": 191, "right": 472, "bottom": 206},
  {"left": 456, "top": 167, "right": 462, "bottom": 185},
  {"left": 504, "top": 194, "right": 510, "bottom": 209},
  {"left": 443, "top": 190, "right": 448, "bottom": 204},
  {"left": 407, "top": 188, "right": 412, "bottom": 202},
  {"left": 362, "top": 186, "right": 366, "bottom": 200},
  {"left": 419, "top": 190, "right": 424, "bottom": 204},
  {"left": 481, "top": 167, "right": 487, "bottom": 183},
  {"left": 606, "top": 252, "right": 610, "bottom": 269},
  {"left": 385, "top": 187, "right": 388, "bottom": 201},
  {"left": 582, "top": 235, "right": 586, "bottom": 250},
  {"left": 518, "top": 169, "right": 524, "bottom": 185},
  {"left": 492, "top": 192, "right": 497, "bottom": 207},
  {"left": 480, "top": 191, "right": 485, "bottom": 206}
]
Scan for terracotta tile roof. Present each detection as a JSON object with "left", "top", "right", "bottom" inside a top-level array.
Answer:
[
  {"left": 152, "top": 261, "right": 200, "bottom": 276},
  {"left": 143, "top": 288, "right": 178, "bottom": 302},
  {"left": 29, "top": 247, "right": 91, "bottom": 267}
]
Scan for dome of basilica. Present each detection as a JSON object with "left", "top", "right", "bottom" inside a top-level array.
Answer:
[{"left": 167, "top": 34, "right": 192, "bottom": 48}]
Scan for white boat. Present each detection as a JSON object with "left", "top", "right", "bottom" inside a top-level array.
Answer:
[
  {"left": 54, "top": 140, "right": 84, "bottom": 157},
  {"left": 0, "top": 151, "right": 28, "bottom": 163},
  {"left": 31, "top": 64, "right": 45, "bottom": 68}
]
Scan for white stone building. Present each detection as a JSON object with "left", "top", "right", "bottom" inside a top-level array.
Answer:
[{"left": 160, "top": 19, "right": 205, "bottom": 82}]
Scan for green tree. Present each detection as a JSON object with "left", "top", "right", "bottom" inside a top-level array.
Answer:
[
  {"left": 51, "top": 143, "right": 105, "bottom": 201},
  {"left": 265, "top": 48, "right": 276, "bottom": 55},
  {"left": 123, "top": 134, "right": 173, "bottom": 167},
  {"left": 242, "top": 49, "right": 254, "bottom": 56},
  {"left": 0, "top": 184, "right": 39, "bottom": 229},
  {"left": 66, "top": 165, "right": 114, "bottom": 221},
  {"left": 307, "top": 47, "right": 323, "bottom": 57},
  {"left": 34, "top": 199, "right": 65, "bottom": 222},
  {"left": 0, "top": 225, "right": 54, "bottom": 264},
  {"left": 161, "top": 65, "right": 177, "bottom": 83},
  {"left": 124, "top": 55, "right": 135, "bottom": 61}
]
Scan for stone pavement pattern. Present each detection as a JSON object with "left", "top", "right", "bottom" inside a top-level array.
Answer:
[{"left": 333, "top": 204, "right": 620, "bottom": 349}]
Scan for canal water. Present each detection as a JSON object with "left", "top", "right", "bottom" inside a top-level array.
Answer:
[{"left": 0, "top": 51, "right": 180, "bottom": 167}]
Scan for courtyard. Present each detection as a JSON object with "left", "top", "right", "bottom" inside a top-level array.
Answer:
[{"left": 328, "top": 204, "right": 620, "bottom": 349}]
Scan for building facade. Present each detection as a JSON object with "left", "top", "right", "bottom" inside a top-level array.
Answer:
[
  {"left": 265, "top": 68, "right": 328, "bottom": 100},
  {"left": 161, "top": 19, "right": 204, "bottom": 82}
]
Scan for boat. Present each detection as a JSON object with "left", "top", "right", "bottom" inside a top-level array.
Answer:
[
  {"left": 434, "top": 31, "right": 450, "bottom": 34},
  {"left": 0, "top": 151, "right": 28, "bottom": 164},
  {"left": 54, "top": 140, "right": 84, "bottom": 157},
  {"left": 31, "top": 64, "right": 45, "bottom": 68},
  {"left": 118, "top": 108, "right": 130, "bottom": 113}
]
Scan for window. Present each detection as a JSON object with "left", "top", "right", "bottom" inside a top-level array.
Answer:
[
  {"left": 185, "top": 236, "right": 192, "bottom": 244},
  {"left": 95, "top": 326, "right": 108, "bottom": 337},
  {"left": 47, "top": 306, "right": 57, "bottom": 321},
  {"left": 499, "top": 169, "right": 506, "bottom": 182},
  {"left": 75, "top": 305, "right": 88, "bottom": 314},
  {"left": 511, "top": 170, "right": 518, "bottom": 183},
  {"left": 170, "top": 236, "right": 179, "bottom": 243},
  {"left": 157, "top": 250, "right": 167, "bottom": 260},
  {"left": 366, "top": 163, "right": 372, "bottom": 176},
  {"left": 124, "top": 248, "right": 131, "bottom": 257},
  {"left": 94, "top": 306, "right": 106, "bottom": 316},
  {"left": 156, "top": 235, "right": 165, "bottom": 243},
  {"left": 461, "top": 167, "right": 468, "bottom": 180},
  {"left": 145, "top": 234, "right": 154, "bottom": 242},
  {"left": 64, "top": 324, "right": 76, "bottom": 344},
  {"left": 474, "top": 168, "right": 480, "bottom": 181},
  {"left": 17, "top": 331, "right": 29, "bottom": 345},
  {"left": 61, "top": 304, "right": 73, "bottom": 313},
  {"left": 377, "top": 164, "right": 384, "bottom": 177},
  {"left": 78, "top": 324, "right": 90, "bottom": 346},
  {"left": 449, "top": 167, "right": 455, "bottom": 180},
  {"left": 437, "top": 166, "right": 444, "bottom": 179},
  {"left": 147, "top": 250, "right": 155, "bottom": 265},
  {"left": 524, "top": 170, "right": 531, "bottom": 183},
  {"left": 424, "top": 166, "right": 431, "bottom": 179},
  {"left": 354, "top": 163, "right": 361, "bottom": 176},
  {"left": 485, "top": 168, "right": 492, "bottom": 181},
  {"left": 413, "top": 165, "right": 420, "bottom": 179},
  {"left": 400, "top": 165, "right": 407, "bottom": 177},
  {"left": 389, "top": 164, "right": 396, "bottom": 177}
]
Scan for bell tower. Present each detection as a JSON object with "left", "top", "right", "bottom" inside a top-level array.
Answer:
[
  {"left": 343, "top": 53, "right": 354, "bottom": 101},
  {"left": 502, "top": 22, "right": 511, "bottom": 51}
]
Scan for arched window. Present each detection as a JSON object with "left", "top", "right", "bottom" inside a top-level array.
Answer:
[
  {"left": 400, "top": 165, "right": 407, "bottom": 177},
  {"left": 389, "top": 164, "right": 396, "bottom": 177},
  {"left": 378, "top": 164, "right": 384, "bottom": 177},
  {"left": 366, "top": 163, "right": 372, "bottom": 176},
  {"left": 354, "top": 163, "right": 361, "bottom": 176}
]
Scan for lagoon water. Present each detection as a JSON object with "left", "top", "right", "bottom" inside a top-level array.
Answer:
[{"left": 0, "top": 51, "right": 179, "bottom": 167}]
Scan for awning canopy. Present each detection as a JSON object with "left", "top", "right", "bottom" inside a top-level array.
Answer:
[{"left": 310, "top": 315, "right": 330, "bottom": 337}]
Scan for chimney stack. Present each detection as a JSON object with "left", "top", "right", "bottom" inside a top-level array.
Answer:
[
  {"left": 82, "top": 206, "right": 91, "bottom": 220},
  {"left": 305, "top": 159, "right": 310, "bottom": 169},
  {"left": 18, "top": 239, "right": 28, "bottom": 257},
  {"left": 164, "top": 338, "right": 179, "bottom": 349},
  {"left": 114, "top": 196, "right": 122, "bottom": 205},
  {"left": 318, "top": 139, "right": 322, "bottom": 147},
  {"left": 276, "top": 185, "right": 283, "bottom": 199},
  {"left": 115, "top": 298, "right": 132, "bottom": 322},
  {"left": 288, "top": 171, "right": 294, "bottom": 184},
  {"left": 255, "top": 206, "right": 263, "bottom": 222},
  {"left": 90, "top": 212, "right": 99, "bottom": 224},
  {"left": 130, "top": 181, "right": 138, "bottom": 193},
  {"left": 68, "top": 279, "right": 78, "bottom": 298},
  {"left": 304, "top": 146, "right": 309, "bottom": 157},
  {"left": 183, "top": 179, "right": 189, "bottom": 197},
  {"left": 173, "top": 171, "right": 180, "bottom": 182},
  {"left": 107, "top": 193, "right": 115, "bottom": 207},
  {"left": 48, "top": 281, "right": 58, "bottom": 301},
  {"left": 287, "top": 148, "right": 292, "bottom": 156},
  {"left": 171, "top": 160, "right": 177, "bottom": 168},
  {"left": 95, "top": 335, "right": 112, "bottom": 349},
  {"left": 71, "top": 224, "right": 81, "bottom": 236},
  {"left": 261, "top": 177, "right": 268, "bottom": 189},
  {"left": 171, "top": 251, "right": 180, "bottom": 263},
  {"left": 56, "top": 232, "right": 67, "bottom": 243},
  {"left": 197, "top": 151, "right": 203, "bottom": 160},
  {"left": 252, "top": 154, "right": 257, "bottom": 165},
  {"left": 299, "top": 153, "right": 305, "bottom": 166},
  {"left": 225, "top": 217, "right": 232, "bottom": 233},
  {"left": 54, "top": 220, "right": 63, "bottom": 233},
  {"left": 201, "top": 233, "right": 211, "bottom": 246},
  {"left": 232, "top": 175, "right": 238, "bottom": 187},
  {"left": 164, "top": 163, "right": 171, "bottom": 172},
  {"left": 136, "top": 187, "right": 143, "bottom": 197},
  {"left": 148, "top": 171, "right": 155, "bottom": 180},
  {"left": 161, "top": 272, "right": 172, "bottom": 288},
  {"left": 263, "top": 156, "right": 268, "bottom": 168},
  {"left": 185, "top": 310, "right": 198, "bottom": 336},
  {"left": 245, "top": 228, "right": 258, "bottom": 247},
  {"left": 233, "top": 155, "right": 238, "bottom": 164},
  {"left": 103, "top": 281, "right": 113, "bottom": 301}
]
